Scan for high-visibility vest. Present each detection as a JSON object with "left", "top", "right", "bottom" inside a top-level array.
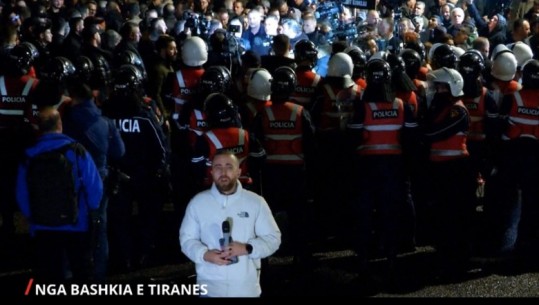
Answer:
[
  {"left": 502, "top": 90, "right": 539, "bottom": 140},
  {"left": 430, "top": 101, "right": 469, "bottom": 161},
  {"left": 357, "top": 98, "right": 404, "bottom": 155},
  {"left": 261, "top": 102, "right": 304, "bottom": 165}
]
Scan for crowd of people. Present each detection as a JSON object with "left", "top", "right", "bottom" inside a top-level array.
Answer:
[{"left": 1, "top": 0, "right": 539, "bottom": 297}]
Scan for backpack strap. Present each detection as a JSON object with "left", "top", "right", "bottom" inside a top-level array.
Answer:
[{"left": 65, "top": 142, "right": 88, "bottom": 207}]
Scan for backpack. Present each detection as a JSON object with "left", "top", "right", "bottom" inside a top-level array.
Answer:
[{"left": 26, "top": 142, "right": 86, "bottom": 226}]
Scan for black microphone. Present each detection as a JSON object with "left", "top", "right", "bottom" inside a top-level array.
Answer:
[
  {"left": 221, "top": 219, "right": 238, "bottom": 264},
  {"left": 222, "top": 220, "right": 231, "bottom": 249}
]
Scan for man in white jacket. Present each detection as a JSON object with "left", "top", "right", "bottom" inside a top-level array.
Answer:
[{"left": 180, "top": 151, "right": 281, "bottom": 297}]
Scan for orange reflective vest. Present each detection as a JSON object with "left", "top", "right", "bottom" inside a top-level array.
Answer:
[
  {"left": 170, "top": 68, "right": 204, "bottom": 116},
  {"left": 430, "top": 100, "right": 469, "bottom": 161},
  {"left": 503, "top": 90, "right": 539, "bottom": 140},
  {"left": 261, "top": 102, "right": 304, "bottom": 165},
  {"left": 463, "top": 87, "right": 487, "bottom": 141},
  {"left": 0, "top": 75, "right": 37, "bottom": 128},
  {"left": 357, "top": 98, "right": 404, "bottom": 155},
  {"left": 291, "top": 69, "right": 321, "bottom": 107},
  {"left": 318, "top": 83, "right": 360, "bottom": 132}
]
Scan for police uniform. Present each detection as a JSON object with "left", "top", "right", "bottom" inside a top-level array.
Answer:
[{"left": 107, "top": 102, "right": 168, "bottom": 271}]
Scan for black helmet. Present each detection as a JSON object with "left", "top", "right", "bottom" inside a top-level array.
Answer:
[
  {"left": 271, "top": 66, "right": 297, "bottom": 98},
  {"left": 522, "top": 59, "right": 539, "bottom": 89},
  {"left": 112, "top": 64, "right": 143, "bottom": 94},
  {"left": 94, "top": 54, "right": 112, "bottom": 87},
  {"left": 458, "top": 49, "right": 485, "bottom": 79},
  {"left": 294, "top": 39, "right": 318, "bottom": 67},
  {"left": 116, "top": 50, "right": 147, "bottom": 80},
  {"left": 366, "top": 59, "right": 392, "bottom": 85},
  {"left": 345, "top": 46, "right": 367, "bottom": 80},
  {"left": 386, "top": 53, "right": 406, "bottom": 75},
  {"left": 41, "top": 56, "right": 76, "bottom": 83},
  {"left": 200, "top": 66, "right": 232, "bottom": 93},
  {"left": 204, "top": 93, "right": 239, "bottom": 127},
  {"left": 404, "top": 40, "right": 426, "bottom": 62},
  {"left": 401, "top": 48, "right": 422, "bottom": 79},
  {"left": 430, "top": 43, "right": 457, "bottom": 70},
  {"left": 7, "top": 42, "right": 39, "bottom": 76},
  {"left": 73, "top": 56, "right": 94, "bottom": 83}
]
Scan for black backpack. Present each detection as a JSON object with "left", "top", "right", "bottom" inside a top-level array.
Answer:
[{"left": 26, "top": 142, "right": 86, "bottom": 226}]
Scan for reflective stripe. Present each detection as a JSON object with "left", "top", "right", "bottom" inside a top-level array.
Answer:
[
  {"left": 266, "top": 134, "right": 302, "bottom": 140},
  {"left": 470, "top": 116, "right": 483, "bottom": 123},
  {"left": 364, "top": 124, "right": 402, "bottom": 131},
  {"left": 267, "top": 154, "right": 304, "bottom": 161},
  {"left": 194, "top": 109, "right": 204, "bottom": 120},
  {"left": 312, "top": 74, "right": 321, "bottom": 87},
  {"left": 324, "top": 84, "right": 335, "bottom": 100},
  {"left": 238, "top": 129, "right": 245, "bottom": 146},
  {"left": 191, "top": 129, "right": 204, "bottom": 136},
  {"left": 358, "top": 144, "right": 402, "bottom": 151},
  {"left": 509, "top": 116, "right": 539, "bottom": 125},
  {"left": 514, "top": 91, "right": 524, "bottom": 107},
  {"left": 430, "top": 149, "right": 467, "bottom": 156},
  {"left": 290, "top": 104, "right": 299, "bottom": 120},
  {"left": 265, "top": 107, "right": 275, "bottom": 121},
  {"left": 22, "top": 78, "right": 35, "bottom": 96},
  {"left": 174, "top": 97, "right": 187, "bottom": 105},
  {"left": 347, "top": 123, "right": 364, "bottom": 129},
  {"left": 405, "top": 122, "right": 418, "bottom": 128},
  {"left": 249, "top": 149, "right": 266, "bottom": 157},
  {"left": 0, "top": 76, "right": 6, "bottom": 95},
  {"left": 206, "top": 131, "right": 223, "bottom": 149},
  {"left": 176, "top": 71, "right": 186, "bottom": 88},
  {"left": 0, "top": 109, "right": 24, "bottom": 115}
]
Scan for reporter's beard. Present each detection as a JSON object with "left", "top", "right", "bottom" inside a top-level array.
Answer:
[{"left": 216, "top": 177, "right": 238, "bottom": 194}]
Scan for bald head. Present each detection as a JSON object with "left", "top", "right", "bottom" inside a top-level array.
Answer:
[{"left": 38, "top": 107, "right": 62, "bottom": 134}]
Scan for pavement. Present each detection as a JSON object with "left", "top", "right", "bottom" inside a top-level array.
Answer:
[{"left": 2, "top": 212, "right": 539, "bottom": 299}]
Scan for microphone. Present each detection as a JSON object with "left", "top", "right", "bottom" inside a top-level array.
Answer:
[
  {"left": 221, "top": 219, "right": 238, "bottom": 264},
  {"left": 222, "top": 220, "right": 231, "bottom": 249}
]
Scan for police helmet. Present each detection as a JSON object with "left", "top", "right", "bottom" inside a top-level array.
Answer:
[
  {"left": 522, "top": 59, "right": 539, "bottom": 89},
  {"left": 247, "top": 68, "right": 272, "bottom": 101},
  {"left": 117, "top": 50, "right": 147, "bottom": 79},
  {"left": 112, "top": 64, "right": 144, "bottom": 94},
  {"left": 344, "top": 46, "right": 367, "bottom": 79},
  {"left": 404, "top": 40, "right": 426, "bottom": 61},
  {"left": 458, "top": 49, "right": 485, "bottom": 79},
  {"left": 366, "top": 59, "right": 392, "bottom": 85},
  {"left": 271, "top": 66, "right": 297, "bottom": 98},
  {"left": 327, "top": 52, "right": 354, "bottom": 77},
  {"left": 73, "top": 56, "right": 94, "bottom": 83},
  {"left": 429, "top": 43, "right": 457, "bottom": 70},
  {"left": 204, "top": 93, "right": 238, "bottom": 127},
  {"left": 181, "top": 36, "right": 208, "bottom": 67},
  {"left": 427, "top": 67, "right": 464, "bottom": 97},
  {"left": 8, "top": 42, "right": 39, "bottom": 76},
  {"left": 400, "top": 48, "right": 422, "bottom": 79},
  {"left": 491, "top": 46, "right": 517, "bottom": 81},
  {"left": 41, "top": 56, "right": 76, "bottom": 83},
  {"left": 508, "top": 41, "right": 533, "bottom": 70},
  {"left": 386, "top": 53, "right": 406, "bottom": 75},
  {"left": 200, "top": 66, "right": 232, "bottom": 93},
  {"left": 294, "top": 39, "right": 318, "bottom": 66}
]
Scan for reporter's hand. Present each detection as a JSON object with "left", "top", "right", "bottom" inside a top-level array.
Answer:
[
  {"left": 203, "top": 249, "right": 230, "bottom": 265},
  {"left": 225, "top": 241, "right": 249, "bottom": 258}
]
